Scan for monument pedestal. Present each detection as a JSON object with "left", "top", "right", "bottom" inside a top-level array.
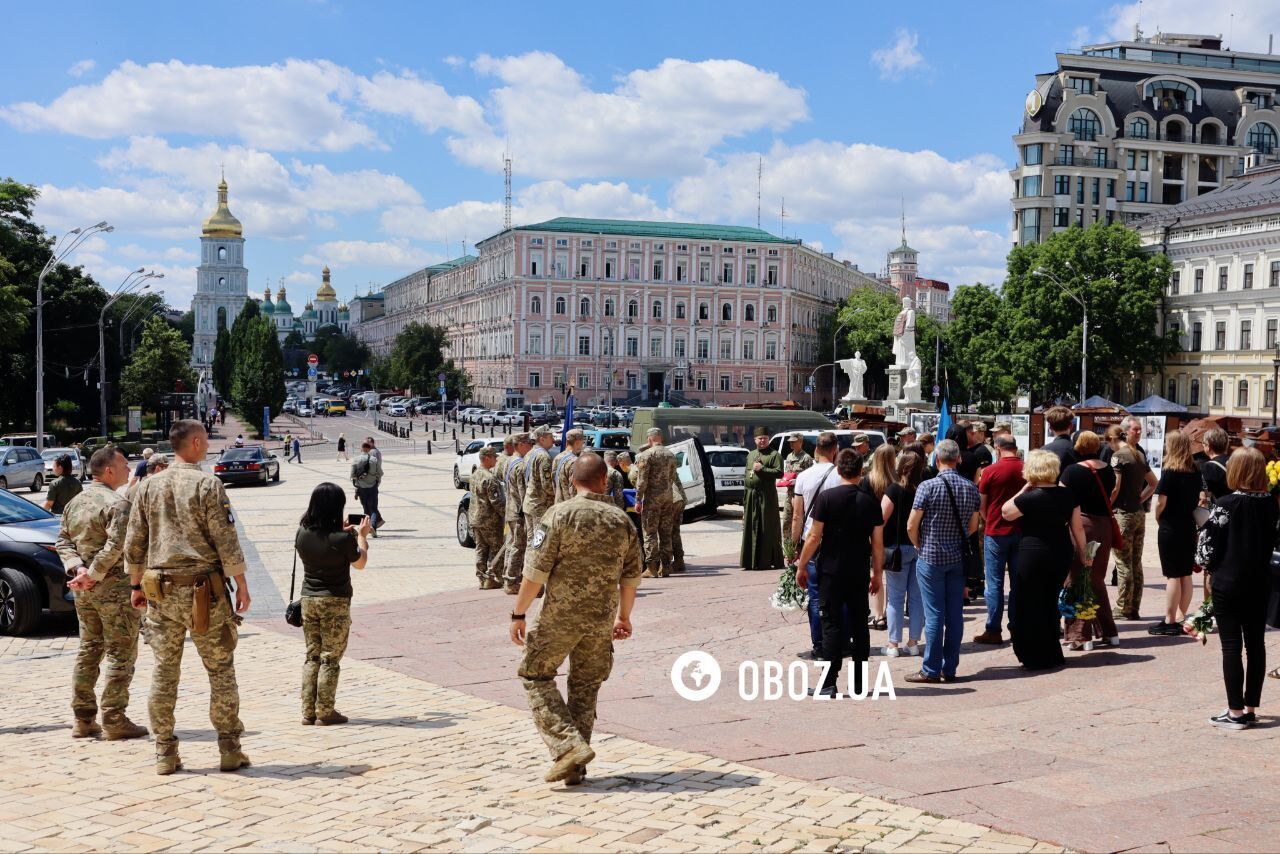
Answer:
[{"left": 886, "top": 367, "right": 904, "bottom": 403}]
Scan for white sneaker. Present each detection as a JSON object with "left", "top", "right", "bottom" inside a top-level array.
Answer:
[
  {"left": 1105, "top": 636, "right": 1120, "bottom": 647},
  {"left": 1083, "top": 641, "right": 1094, "bottom": 651},
  {"left": 882, "top": 646, "right": 901, "bottom": 658},
  {"left": 903, "top": 644, "right": 922, "bottom": 657}
]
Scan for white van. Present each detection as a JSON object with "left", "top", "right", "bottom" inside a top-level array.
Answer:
[
  {"left": 704, "top": 445, "right": 748, "bottom": 505},
  {"left": 766, "top": 429, "right": 888, "bottom": 459}
]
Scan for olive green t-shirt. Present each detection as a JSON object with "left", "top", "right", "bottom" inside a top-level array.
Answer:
[
  {"left": 46, "top": 474, "right": 83, "bottom": 515},
  {"left": 295, "top": 527, "right": 359, "bottom": 598},
  {"left": 1110, "top": 443, "right": 1150, "bottom": 513}
]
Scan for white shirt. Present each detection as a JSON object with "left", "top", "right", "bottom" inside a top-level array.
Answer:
[{"left": 794, "top": 461, "right": 840, "bottom": 539}]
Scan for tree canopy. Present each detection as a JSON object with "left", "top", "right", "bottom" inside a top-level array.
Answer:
[
  {"left": 119, "top": 316, "right": 198, "bottom": 414},
  {"left": 832, "top": 287, "right": 945, "bottom": 402},
  {"left": 388, "top": 322, "right": 470, "bottom": 400},
  {"left": 230, "top": 315, "right": 286, "bottom": 435}
]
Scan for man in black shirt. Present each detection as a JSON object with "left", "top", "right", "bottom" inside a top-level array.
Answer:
[
  {"left": 795, "top": 449, "right": 884, "bottom": 698},
  {"left": 1199, "top": 427, "right": 1231, "bottom": 502},
  {"left": 1042, "top": 405, "right": 1077, "bottom": 469},
  {"left": 967, "top": 421, "right": 993, "bottom": 478}
]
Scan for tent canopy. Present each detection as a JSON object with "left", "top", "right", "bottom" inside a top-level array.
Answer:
[
  {"left": 1127, "top": 394, "right": 1187, "bottom": 414},
  {"left": 1072, "top": 394, "right": 1123, "bottom": 410}
]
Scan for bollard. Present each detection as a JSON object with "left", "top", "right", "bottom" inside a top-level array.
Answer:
[
  {"left": 426, "top": 440, "right": 431, "bottom": 454},
  {"left": 471, "top": 426, "right": 476, "bottom": 439},
  {"left": 455, "top": 438, "right": 460, "bottom": 453},
  {"left": 452, "top": 428, "right": 456, "bottom": 440},
  {"left": 432, "top": 429, "right": 437, "bottom": 441}
]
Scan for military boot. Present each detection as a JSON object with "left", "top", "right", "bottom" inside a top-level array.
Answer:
[
  {"left": 102, "top": 713, "right": 149, "bottom": 741},
  {"left": 71, "top": 717, "right": 101, "bottom": 739},
  {"left": 544, "top": 744, "right": 594, "bottom": 783},
  {"left": 563, "top": 765, "right": 587, "bottom": 786},
  {"left": 155, "top": 744, "right": 182, "bottom": 776},
  {"left": 218, "top": 737, "right": 251, "bottom": 772}
]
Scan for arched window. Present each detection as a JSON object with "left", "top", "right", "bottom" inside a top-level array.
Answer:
[
  {"left": 218, "top": 246, "right": 227, "bottom": 261},
  {"left": 1247, "top": 122, "right": 1278, "bottom": 154},
  {"left": 1068, "top": 108, "right": 1101, "bottom": 141},
  {"left": 1167, "top": 379, "right": 1178, "bottom": 403},
  {"left": 1144, "top": 79, "right": 1198, "bottom": 111},
  {"left": 1190, "top": 378, "right": 1201, "bottom": 406},
  {"left": 579, "top": 297, "right": 590, "bottom": 318},
  {"left": 603, "top": 298, "right": 615, "bottom": 317},
  {"left": 1238, "top": 379, "right": 1250, "bottom": 408},
  {"left": 766, "top": 305, "right": 778, "bottom": 323},
  {"left": 1132, "top": 379, "right": 1143, "bottom": 401},
  {"left": 554, "top": 296, "right": 566, "bottom": 315},
  {"left": 218, "top": 277, "right": 226, "bottom": 289},
  {"left": 1200, "top": 123, "right": 1221, "bottom": 145},
  {"left": 1128, "top": 117, "right": 1149, "bottom": 139},
  {"left": 722, "top": 302, "right": 733, "bottom": 322},
  {"left": 627, "top": 299, "right": 639, "bottom": 319},
  {"left": 1165, "top": 118, "right": 1188, "bottom": 142},
  {"left": 744, "top": 304, "right": 755, "bottom": 322},
  {"left": 216, "top": 306, "right": 227, "bottom": 330},
  {"left": 530, "top": 295, "right": 542, "bottom": 314},
  {"left": 698, "top": 302, "right": 709, "bottom": 320},
  {"left": 652, "top": 300, "right": 663, "bottom": 320}
]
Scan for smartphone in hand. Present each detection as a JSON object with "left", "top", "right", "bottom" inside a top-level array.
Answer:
[{"left": 346, "top": 513, "right": 365, "bottom": 527}]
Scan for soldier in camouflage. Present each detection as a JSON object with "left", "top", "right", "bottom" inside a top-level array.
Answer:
[
  {"left": 552, "top": 429, "right": 586, "bottom": 504},
  {"left": 634, "top": 428, "right": 679, "bottom": 577},
  {"left": 503, "top": 433, "right": 534, "bottom": 594},
  {"left": 603, "top": 451, "right": 627, "bottom": 510},
  {"left": 782, "top": 434, "right": 814, "bottom": 555},
  {"left": 495, "top": 435, "right": 516, "bottom": 480},
  {"left": 510, "top": 453, "right": 641, "bottom": 786},
  {"left": 522, "top": 424, "right": 556, "bottom": 538},
  {"left": 669, "top": 476, "right": 687, "bottom": 574},
  {"left": 124, "top": 420, "right": 252, "bottom": 775},
  {"left": 56, "top": 447, "right": 148, "bottom": 741},
  {"left": 469, "top": 446, "right": 506, "bottom": 590}
]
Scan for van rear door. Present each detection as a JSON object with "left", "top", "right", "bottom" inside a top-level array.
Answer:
[{"left": 669, "top": 437, "right": 714, "bottom": 519}]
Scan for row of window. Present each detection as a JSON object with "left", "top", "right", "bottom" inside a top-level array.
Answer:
[
  {"left": 525, "top": 330, "right": 782, "bottom": 361},
  {"left": 1169, "top": 261, "right": 1280, "bottom": 295},
  {"left": 531, "top": 237, "right": 781, "bottom": 258},
  {"left": 525, "top": 369, "right": 779, "bottom": 394},
  {"left": 527, "top": 295, "right": 779, "bottom": 323},
  {"left": 1173, "top": 316, "right": 1280, "bottom": 352},
  {"left": 1166, "top": 376, "right": 1274, "bottom": 409},
  {"left": 529, "top": 255, "right": 779, "bottom": 285},
  {"left": 1026, "top": 113, "right": 1277, "bottom": 155}
]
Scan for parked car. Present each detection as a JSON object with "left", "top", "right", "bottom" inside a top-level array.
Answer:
[
  {"left": 705, "top": 445, "right": 749, "bottom": 505},
  {"left": 40, "top": 447, "right": 86, "bottom": 482},
  {"left": 283, "top": 398, "right": 298, "bottom": 414},
  {"left": 0, "top": 488, "right": 74, "bottom": 635},
  {"left": 213, "top": 446, "right": 281, "bottom": 486},
  {"left": 586, "top": 428, "right": 631, "bottom": 451},
  {"left": 295, "top": 403, "right": 314, "bottom": 418},
  {"left": 415, "top": 400, "right": 442, "bottom": 415},
  {"left": 765, "top": 429, "right": 887, "bottom": 461},
  {"left": 0, "top": 445, "right": 45, "bottom": 492},
  {"left": 456, "top": 492, "right": 476, "bottom": 547},
  {"left": 384, "top": 402, "right": 409, "bottom": 417},
  {"left": 453, "top": 436, "right": 507, "bottom": 489},
  {"left": 316, "top": 399, "right": 346, "bottom": 416}
]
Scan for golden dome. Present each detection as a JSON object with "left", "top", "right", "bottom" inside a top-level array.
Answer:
[
  {"left": 201, "top": 174, "right": 243, "bottom": 238},
  {"left": 316, "top": 265, "right": 337, "bottom": 301}
]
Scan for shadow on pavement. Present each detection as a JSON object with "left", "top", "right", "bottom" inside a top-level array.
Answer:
[
  {"left": 227, "top": 762, "right": 375, "bottom": 778},
  {"left": 0, "top": 723, "right": 68, "bottom": 736},
  {"left": 574, "top": 770, "right": 761, "bottom": 792},
  {"left": 349, "top": 713, "right": 462, "bottom": 729}
]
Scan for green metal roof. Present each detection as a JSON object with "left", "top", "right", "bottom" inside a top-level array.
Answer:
[
  {"left": 426, "top": 254, "right": 477, "bottom": 274},
  {"left": 520, "top": 217, "right": 799, "bottom": 244}
]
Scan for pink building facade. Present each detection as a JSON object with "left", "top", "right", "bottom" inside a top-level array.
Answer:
[{"left": 354, "top": 218, "right": 888, "bottom": 409}]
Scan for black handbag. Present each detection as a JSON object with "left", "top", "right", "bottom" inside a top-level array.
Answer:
[
  {"left": 284, "top": 534, "right": 303, "bottom": 628},
  {"left": 941, "top": 476, "right": 982, "bottom": 578},
  {"left": 883, "top": 486, "right": 908, "bottom": 572}
]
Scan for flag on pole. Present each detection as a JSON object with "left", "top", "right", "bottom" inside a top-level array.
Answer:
[
  {"left": 935, "top": 395, "right": 952, "bottom": 468},
  {"left": 561, "top": 390, "right": 575, "bottom": 449}
]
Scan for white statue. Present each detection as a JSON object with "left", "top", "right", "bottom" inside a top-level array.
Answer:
[
  {"left": 891, "top": 296, "right": 917, "bottom": 368},
  {"left": 902, "top": 353, "right": 923, "bottom": 404},
  {"left": 838, "top": 351, "right": 868, "bottom": 401}
]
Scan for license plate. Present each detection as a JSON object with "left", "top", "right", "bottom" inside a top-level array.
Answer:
[{"left": 722, "top": 479, "right": 743, "bottom": 487}]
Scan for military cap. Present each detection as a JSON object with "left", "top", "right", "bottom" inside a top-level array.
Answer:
[
  {"left": 897, "top": 426, "right": 917, "bottom": 438},
  {"left": 994, "top": 421, "right": 1012, "bottom": 432},
  {"left": 788, "top": 432, "right": 805, "bottom": 443},
  {"left": 851, "top": 432, "right": 870, "bottom": 445},
  {"left": 753, "top": 426, "right": 769, "bottom": 437},
  {"left": 479, "top": 445, "right": 498, "bottom": 458},
  {"left": 566, "top": 428, "right": 585, "bottom": 441},
  {"left": 145, "top": 453, "right": 170, "bottom": 472},
  {"left": 514, "top": 432, "right": 533, "bottom": 444},
  {"left": 971, "top": 420, "right": 988, "bottom": 433},
  {"left": 532, "top": 425, "right": 553, "bottom": 438}
]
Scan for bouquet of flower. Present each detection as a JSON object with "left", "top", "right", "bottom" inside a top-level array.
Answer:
[
  {"left": 771, "top": 540, "right": 807, "bottom": 611},
  {"left": 1182, "top": 596, "right": 1214, "bottom": 645},
  {"left": 1059, "top": 543, "right": 1100, "bottom": 621},
  {"left": 1268, "top": 460, "right": 1280, "bottom": 495}
]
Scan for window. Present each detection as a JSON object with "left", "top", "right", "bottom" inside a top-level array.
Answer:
[
  {"left": 1190, "top": 378, "right": 1200, "bottom": 406},
  {"left": 1075, "top": 208, "right": 1084, "bottom": 227},
  {"left": 626, "top": 373, "right": 637, "bottom": 391},
  {"left": 1247, "top": 122, "right": 1278, "bottom": 154},
  {"left": 555, "top": 255, "right": 567, "bottom": 278},
  {"left": 604, "top": 259, "right": 613, "bottom": 279},
  {"left": 696, "top": 260, "right": 710, "bottom": 282},
  {"left": 1054, "top": 175, "right": 1070, "bottom": 195},
  {"left": 764, "top": 376, "right": 776, "bottom": 393},
  {"left": 673, "top": 337, "right": 686, "bottom": 358},
  {"left": 719, "top": 338, "right": 732, "bottom": 360},
  {"left": 578, "top": 335, "right": 591, "bottom": 356},
  {"left": 766, "top": 305, "right": 777, "bottom": 323},
  {"left": 1245, "top": 263, "right": 1254, "bottom": 289},
  {"left": 766, "top": 265, "right": 778, "bottom": 286},
  {"left": 1168, "top": 379, "right": 1178, "bottom": 403},
  {"left": 1021, "top": 208, "right": 1040, "bottom": 244},
  {"left": 742, "top": 338, "right": 755, "bottom": 360},
  {"left": 1023, "top": 175, "right": 1042, "bottom": 197},
  {"left": 579, "top": 297, "right": 590, "bottom": 317},
  {"left": 555, "top": 239, "right": 568, "bottom": 247},
  {"left": 722, "top": 262, "right": 733, "bottom": 284},
  {"left": 577, "top": 372, "right": 590, "bottom": 390},
  {"left": 1170, "top": 271, "right": 1180, "bottom": 294},
  {"left": 742, "top": 376, "right": 753, "bottom": 393},
  {"left": 746, "top": 263, "right": 757, "bottom": 285},
  {"left": 719, "top": 374, "right": 731, "bottom": 392},
  {"left": 1272, "top": 261, "right": 1280, "bottom": 287},
  {"left": 603, "top": 297, "right": 615, "bottom": 317},
  {"left": 602, "top": 332, "right": 615, "bottom": 356},
  {"left": 649, "top": 336, "right": 663, "bottom": 358},
  {"left": 529, "top": 332, "right": 543, "bottom": 355},
  {"left": 1270, "top": 319, "right": 1279, "bottom": 350},
  {"left": 696, "top": 374, "right": 708, "bottom": 391},
  {"left": 1076, "top": 177, "right": 1085, "bottom": 203},
  {"left": 625, "top": 337, "right": 638, "bottom": 357},
  {"left": 217, "top": 246, "right": 227, "bottom": 261},
  {"left": 653, "top": 260, "right": 664, "bottom": 281},
  {"left": 1215, "top": 321, "right": 1226, "bottom": 350},
  {"left": 627, "top": 299, "right": 638, "bottom": 320},
  {"left": 579, "top": 257, "right": 591, "bottom": 277},
  {"left": 554, "top": 296, "right": 566, "bottom": 315},
  {"left": 744, "top": 304, "right": 755, "bottom": 322},
  {"left": 1023, "top": 143, "right": 1043, "bottom": 165},
  {"left": 697, "top": 337, "right": 709, "bottom": 359},
  {"left": 1126, "top": 181, "right": 1135, "bottom": 201},
  {"left": 1238, "top": 379, "right": 1250, "bottom": 408},
  {"left": 1059, "top": 145, "right": 1076, "bottom": 165},
  {"left": 652, "top": 300, "right": 663, "bottom": 320},
  {"left": 1068, "top": 76, "right": 1095, "bottom": 95},
  {"left": 765, "top": 339, "right": 777, "bottom": 360},
  {"left": 1268, "top": 380, "right": 1276, "bottom": 411},
  {"left": 1128, "top": 117, "right": 1150, "bottom": 138},
  {"left": 1107, "top": 179, "right": 1115, "bottom": 198},
  {"left": 1068, "top": 108, "right": 1101, "bottom": 141},
  {"left": 722, "top": 303, "right": 733, "bottom": 322},
  {"left": 673, "top": 374, "right": 685, "bottom": 392},
  {"left": 218, "top": 277, "right": 226, "bottom": 289},
  {"left": 553, "top": 333, "right": 566, "bottom": 355},
  {"left": 675, "top": 301, "right": 686, "bottom": 320},
  {"left": 1091, "top": 177, "right": 1100, "bottom": 204},
  {"left": 628, "top": 258, "right": 640, "bottom": 280},
  {"left": 1194, "top": 269, "right": 1204, "bottom": 292},
  {"left": 698, "top": 302, "right": 709, "bottom": 321},
  {"left": 676, "top": 262, "right": 686, "bottom": 282},
  {"left": 529, "top": 371, "right": 541, "bottom": 388},
  {"left": 1192, "top": 321, "right": 1202, "bottom": 351},
  {"left": 1218, "top": 267, "right": 1228, "bottom": 291},
  {"left": 1241, "top": 319, "right": 1252, "bottom": 350},
  {"left": 1138, "top": 182, "right": 1149, "bottom": 202}
]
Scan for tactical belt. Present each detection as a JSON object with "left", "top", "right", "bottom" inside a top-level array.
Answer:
[{"left": 160, "top": 570, "right": 215, "bottom": 586}]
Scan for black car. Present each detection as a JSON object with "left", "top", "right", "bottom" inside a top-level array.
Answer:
[
  {"left": 0, "top": 488, "right": 74, "bottom": 635},
  {"left": 213, "top": 446, "right": 281, "bottom": 486},
  {"left": 457, "top": 492, "right": 475, "bottom": 548}
]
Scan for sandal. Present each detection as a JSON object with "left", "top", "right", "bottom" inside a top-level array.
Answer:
[
  {"left": 1269, "top": 667, "right": 1280, "bottom": 680},
  {"left": 871, "top": 616, "right": 887, "bottom": 631}
]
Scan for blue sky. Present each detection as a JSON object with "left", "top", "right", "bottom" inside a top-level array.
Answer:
[{"left": 3, "top": 0, "right": 1273, "bottom": 310}]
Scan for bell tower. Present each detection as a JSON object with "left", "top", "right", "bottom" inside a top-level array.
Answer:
[{"left": 191, "top": 170, "right": 249, "bottom": 380}]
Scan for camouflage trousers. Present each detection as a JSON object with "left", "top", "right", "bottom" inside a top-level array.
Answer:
[
  {"left": 301, "top": 596, "right": 351, "bottom": 718},
  {"left": 1113, "top": 510, "right": 1146, "bottom": 618},
  {"left": 146, "top": 580, "right": 243, "bottom": 750},
  {"left": 473, "top": 519, "right": 505, "bottom": 584},
  {"left": 782, "top": 487, "right": 798, "bottom": 553},
  {"left": 518, "top": 619, "right": 613, "bottom": 760},
  {"left": 669, "top": 500, "right": 686, "bottom": 572},
  {"left": 641, "top": 498, "right": 677, "bottom": 575},
  {"left": 72, "top": 577, "right": 141, "bottom": 721},
  {"left": 504, "top": 515, "right": 527, "bottom": 586}
]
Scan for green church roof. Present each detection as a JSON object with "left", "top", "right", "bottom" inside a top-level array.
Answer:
[{"left": 519, "top": 217, "right": 799, "bottom": 244}]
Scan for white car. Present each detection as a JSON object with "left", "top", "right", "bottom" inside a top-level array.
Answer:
[
  {"left": 296, "top": 403, "right": 314, "bottom": 417},
  {"left": 765, "top": 429, "right": 888, "bottom": 460},
  {"left": 704, "top": 445, "right": 748, "bottom": 505},
  {"left": 453, "top": 436, "right": 507, "bottom": 489},
  {"left": 40, "top": 447, "right": 86, "bottom": 481},
  {"left": 385, "top": 402, "right": 409, "bottom": 417}
]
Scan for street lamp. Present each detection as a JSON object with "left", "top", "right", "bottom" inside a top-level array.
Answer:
[
  {"left": 35, "top": 221, "right": 112, "bottom": 451},
  {"left": 1033, "top": 268, "right": 1089, "bottom": 403},
  {"left": 99, "top": 271, "right": 159, "bottom": 436},
  {"left": 118, "top": 290, "right": 165, "bottom": 358},
  {"left": 1272, "top": 346, "right": 1280, "bottom": 425}
]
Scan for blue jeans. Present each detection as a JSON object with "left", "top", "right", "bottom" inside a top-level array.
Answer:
[
  {"left": 884, "top": 544, "right": 922, "bottom": 645},
  {"left": 917, "top": 557, "right": 965, "bottom": 679},
  {"left": 983, "top": 532, "right": 1021, "bottom": 634},
  {"left": 806, "top": 560, "right": 851, "bottom": 651}
]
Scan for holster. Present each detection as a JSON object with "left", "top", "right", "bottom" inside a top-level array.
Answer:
[
  {"left": 141, "top": 570, "right": 163, "bottom": 602},
  {"left": 192, "top": 576, "right": 211, "bottom": 634}
]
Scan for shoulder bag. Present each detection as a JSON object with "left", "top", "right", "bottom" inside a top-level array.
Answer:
[
  {"left": 882, "top": 486, "right": 908, "bottom": 572},
  {"left": 284, "top": 531, "right": 303, "bottom": 628},
  {"left": 940, "top": 475, "right": 982, "bottom": 579},
  {"left": 1086, "top": 464, "right": 1125, "bottom": 551}
]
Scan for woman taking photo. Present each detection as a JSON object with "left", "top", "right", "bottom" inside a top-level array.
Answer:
[
  {"left": 1059, "top": 432, "right": 1118, "bottom": 649},
  {"left": 1150, "top": 431, "right": 1201, "bottom": 637},
  {"left": 1197, "top": 448, "right": 1277, "bottom": 730},
  {"left": 880, "top": 451, "right": 925, "bottom": 657},
  {"left": 1002, "top": 450, "right": 1089, "bottom": 670},
  {"left": 296, "top": 482, "right": 371, "bottom": 726}
]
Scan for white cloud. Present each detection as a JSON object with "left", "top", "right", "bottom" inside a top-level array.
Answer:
[
  {"left": 3, "top": 59, "right": 378, "bottom": 151},
  {"left": 300, "top": 240, "right": 435, "bottom": 269},
  {"left": 67, "top": 59, "right": 95, "bottom": 78},
  {"left": 831, "top": 220, "right": 1009, "bottom": 286},
  {"left": 1098, "top": 0, "right": 1280, "bottom": 52},
  {"left": 284, "top": 270, "right": 319, "bottom": 287},
  {"left": 871, "top": 29, "right": 926, "bottom": 80},
  {"left": 289, "top": 161, "right": 423, "bottom": 212},
  {"left": 448, "top": 53, "right": 808, "bottom": 179},
  {"left": 356, "top": 71, "right": 488, "bottom": 136},
  {"left": 443, "top": 55, "right": 465, "bottom": 68}
]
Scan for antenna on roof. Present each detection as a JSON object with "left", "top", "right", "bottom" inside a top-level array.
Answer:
[
  {"left": 780, "top": 197, "right": 786, "bottom": 239},
  {"left": 1135, "top": 0, "right": 1143, "bottom": 40},
  {"left": 503, "top": 145, "right": 513, "bottom": 231},
  {"left": 901, "top": 197, "right": 907, "bottom": 245},
  {"left": 757, "top": 156, "right": 762, "bottom": 229},
  {"left": 1229, "top": 11, "right": 1234, "bottom": 49}
]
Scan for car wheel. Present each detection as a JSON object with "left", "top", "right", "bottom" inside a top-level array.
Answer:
[
  {"left": 453, "top": 466, "right": 464, "bottom": 490},
  {"left": 272, "top": 465, "right": 280, "bottom": 482},
  {"left": 457, "top": 506, "right": 475, "bottom": 548},
  {"left": 30, "top": 474, "right": 43, "bottom": 493},
  {"left": 0, "top": 567, "right": 41, "bottom": 636}
]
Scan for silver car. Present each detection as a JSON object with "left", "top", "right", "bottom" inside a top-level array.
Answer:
[
  {"left": 0, "top": 445, "right": 46, "bottom": 493},
  {"left": 40, "top": 448, "right": 86, "bottom": 482}
]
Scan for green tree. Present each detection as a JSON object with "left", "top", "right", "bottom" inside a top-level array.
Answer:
[
  {"left": 282, "top": 329, "right": 306, "bottom": 350},
  {"left": 944, "top": 284, "right": 1018, "bottom": 409},
  {"left": 212, "top": 326, "right": 233, "bottom": 397},
  {"left": 1004, "top": 223, "right": 1175, "bottom": 402},
  {"left": 230, "top": 316, "right": 286, "bottom": 436},
  {"left": 0, "top": 254, "right": 28, "bottom": 350},
  {"left": 322, "top": 331, "right": 371, "bottom": 376},
  {"left": 387, "top": 322, "right": 470, "bottom": 399},
  {"left": 831, "top": 287, "right": 945, "bottom": 402},
  {"left": 174, "top": 310, "right": 194, "bottom": 346},
  {"left": 119, "top": 316, "right": 198, "bottom": 414},
  {"left": 310, "top": 324, "right": 343, "bottom": 362}
]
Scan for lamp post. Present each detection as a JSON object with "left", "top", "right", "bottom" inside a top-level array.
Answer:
[
  {"left": 99, "top": 271, "right": 159, "bottom": 436},
  {"left": 35, "top": 221, "right": 112, "bottom": 451},
  {"left": 1272, "top": 346, "right": 1280, "bottom": 425},
  {"left": 118, "top": 290, "right": 165, "bottom": 358},
  {"left": 1033, "top": 268, "right": 1089, "bottom": 403}
]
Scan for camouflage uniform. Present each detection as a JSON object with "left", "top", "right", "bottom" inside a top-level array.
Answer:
[
  {"left": 634, "top": 444, "right": 679, "bottom": 576},
  {"left": 469, "top": 463, "right": 506, "bottom": 586},
  {"left": 301, "top": 596, "right": 351, "bottom": 719},
  {"left": 55, "top": 482, "right": 141, "bottom": 730},
  {"left": 782, "top": 450, "right": 814, "bottom": 552},
  {"left": 125, "top": 462, "right": 247, "bottom": 769},
  {"left": 495, "top": 451, "right": 512, "bottom": 481},
  {"left": 503, "top": 451, "right": 528, "bottom": 589},
  {"left": 669, "top": 478, "right": 687, "bottom": 573},
  {"left": 519, "top": 493, "right": 642, "bottom": 762},
  {"left": 605, "top": 466, "right": 627, "bottom": 510},
  {"left": 522, "top": 444, "right": 555, "bottom": 536},
  {"left": 552, "top": 449, "right": 580, "bottom": 504}
]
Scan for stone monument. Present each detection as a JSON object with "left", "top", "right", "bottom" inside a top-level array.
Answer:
[{"left": 838, "top": 351, "right": 868, "bottom": 402}]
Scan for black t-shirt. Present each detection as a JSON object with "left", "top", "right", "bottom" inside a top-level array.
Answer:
[
  {"left": 956, "top": 448, "right": 980, "bottom": 481},
  {"left": 883, "top": 483, "right": 914, "bottom": 547},
  {"left": 1044, "top": 434, "right": 1078, "bottom": 469},
  {"left": 1156, "top": 468, "right": 1202, "bottom": 531},
  {"left": 1060, "top": 462, "right": 1115, "bottom": 517},
  {"left": 810, "top": 483, "right": 883, "bottom": 576},
  {"left": 296, "top": 527, "right": 360, "bottom": 598},
  {"left": 970, "top": 443, "right": 994, "bottom": 472},
  {"left": 1013, "top": 486, "right": 1078, "bottom": 553},
  {"left": 1200, "top": 454, "right": 1230, "bottom": 501},
  {"left": 1211, "top": 492, "right": 1280, "bottom": 594}
]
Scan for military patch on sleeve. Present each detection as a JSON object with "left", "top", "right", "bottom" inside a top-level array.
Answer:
[
  {"left": 530, "top": 527, "right": 548, "bottom": 549},
  {"left": 222, "top": 497, "right": 234, "bottom": 524}
]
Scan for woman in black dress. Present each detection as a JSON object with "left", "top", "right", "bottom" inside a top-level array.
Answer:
[
  {"left": 1003, "top": 449, "right": 1089, "bottom": 670},
  {"left": 1151, "top": 431, "right": 1201, "bottom": 637}
]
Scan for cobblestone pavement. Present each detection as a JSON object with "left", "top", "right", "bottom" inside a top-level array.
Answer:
[{"left": 0, "top": 621, "right": 1056, "bottom": 853}]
